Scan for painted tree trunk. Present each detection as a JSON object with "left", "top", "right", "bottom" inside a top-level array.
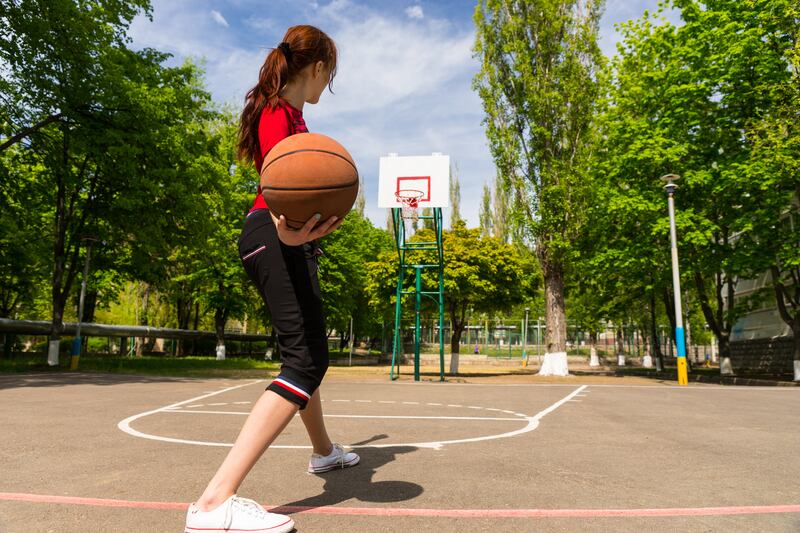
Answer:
[
  {"left": 718, "top": 332, "right": 733, "bottom": 375},
  {"left": 537, "top": 259, "right": 568, "bottom": 376},
  {"left": 616, "top": 327, "right": 626, "bottom": 367},
  {"left": 215, "top": 306, "right": 227, "bottom": 361},
  {"left": 642, "top": 335, "right": 653, "bottom": 368},
  {"left": 589, "top": 330, "right": 599, "bottom": 367}
]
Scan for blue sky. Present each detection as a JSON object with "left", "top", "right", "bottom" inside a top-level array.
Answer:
[{"left": 129, "top": 0, "right": 675, "bottom": 228}]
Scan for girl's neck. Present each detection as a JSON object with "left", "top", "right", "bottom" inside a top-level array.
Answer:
[{"left": 280, "top": 84, "right": 305, "bottom": 112}]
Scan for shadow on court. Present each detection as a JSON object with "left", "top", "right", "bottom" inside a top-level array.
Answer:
[
  {"left": 0, "top": 372, "right": 193, "bottom": 390},
  {"left": 274, "top": 435, "right": 422, "bottom": 513}
]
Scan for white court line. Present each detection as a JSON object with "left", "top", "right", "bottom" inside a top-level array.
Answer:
[
  {"left": 117, "top": 381, "right": 263, "bottom": 446},
  {"left": 162, "top": 410, "right": 523, "bottom": 421},
  {"left": 375, "top": 381, "right": 799, "bottom": 391},
  {"left": 117, "top": 384, "right": 587, "bottom": 450}
]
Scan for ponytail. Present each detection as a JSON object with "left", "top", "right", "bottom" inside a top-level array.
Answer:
[{"left": 237, "top": 25, "right": 338, "bottom": 163}]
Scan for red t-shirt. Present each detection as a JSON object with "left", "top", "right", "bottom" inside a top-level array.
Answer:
[{"left": 250, "top": 100, "right": 308, "bottom": 213}]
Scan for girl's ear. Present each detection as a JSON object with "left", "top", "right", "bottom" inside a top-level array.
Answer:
[{"left": 315, "top": 60, "right": 325, "bottom": 77}]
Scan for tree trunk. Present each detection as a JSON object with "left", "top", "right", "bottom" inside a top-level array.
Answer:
[
  {"left": 695, "top": 270, "right": 734, "bottom": 375},
  {"left": 450, "top": 324, "right": 464, "bottom": 357},
  {"left": 215, "top": 306, "right": 227, "bottom": 360},
  {"left": 770, "top": 265, "right": 800, "bottom": 381},
  {"left": 339, "top": 328, "right": 350, "bottom": 352},
  {"left": 662, "top": 287, "right": 676, "bottom": 343},
  {"left": 537, "top": 257, "right": 568, "bottom": 376},
  {"left": 650, "top": 291, "right": 664, "bottom": 371},
  {"left": 616, "top": 327, "right": 626, "bottom": 366},
  {"left": 793, "top": 322, "right": 800, "bottom": 382},
  {"left": 176, "top": 295, "right": 192, "bottom": 356},
  {"left": 588, "top": 330, "right": 599, "bottom": 367},
  {"left": 449, "top": 303, "right": 466, "bottom": 375},
  {"left": 135, "top": 283, "right": 150, "bottom": 356}
]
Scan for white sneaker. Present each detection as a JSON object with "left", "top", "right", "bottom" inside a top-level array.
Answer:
[
  {"left": 308, "top": 443, "right": 360, "bottom": 474},
  {"left": 185, "top": 494, "right": 294, "bottom": 533}
]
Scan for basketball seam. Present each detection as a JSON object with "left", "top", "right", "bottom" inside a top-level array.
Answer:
[
  {"left": 262, "top": 148, "right": 358, "bottom": 175},
  {"left": 262, "top": 182, "right": 359, "bottom": 191}
]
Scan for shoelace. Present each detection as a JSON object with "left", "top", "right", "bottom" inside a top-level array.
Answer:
[
  {"left": 224, "top": 496, "right": 269, "bottom": 528},
  {"left": 333, "top": 443, "right": 345, "bottom": 469}
]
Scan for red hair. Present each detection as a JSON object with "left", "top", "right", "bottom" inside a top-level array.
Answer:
[{"left": 238, "top": 25, "right": 338, "bottom": 163}]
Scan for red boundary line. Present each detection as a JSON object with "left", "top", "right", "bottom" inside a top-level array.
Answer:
[{"left": 1, "top": 492, "right": 799, "bottom": 518}]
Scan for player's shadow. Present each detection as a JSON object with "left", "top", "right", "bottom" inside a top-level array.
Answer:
[{"left": 272, "top": 434, "right": 423, "bottom": 513}]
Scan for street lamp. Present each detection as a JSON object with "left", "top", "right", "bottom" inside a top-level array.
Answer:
[{"left": 661, "top": 174, "right": 689, "bottom": 386}]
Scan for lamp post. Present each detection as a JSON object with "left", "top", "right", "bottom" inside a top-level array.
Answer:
[
  {"left": 661, "top": 174, "right": 689, "bottom": 386},
  {"left": 522, "top": 307, "right": 530, "bottom": 367}
]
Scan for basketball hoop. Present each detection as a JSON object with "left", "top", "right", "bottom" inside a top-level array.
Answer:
[{"left": 395, "top": 189, "right": 424, "bottom": 221}]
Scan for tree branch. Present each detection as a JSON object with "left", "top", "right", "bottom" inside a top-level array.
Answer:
[
  {"left": 770, "top": 266, "right": 794, "bottom": 326},
  {"left": 0, "top": 113, "right": 63, "bottom": 152}
]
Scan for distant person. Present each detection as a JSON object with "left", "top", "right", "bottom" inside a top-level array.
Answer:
[{"left": 185, "top": 25, "right": 358, "bottom": 533}]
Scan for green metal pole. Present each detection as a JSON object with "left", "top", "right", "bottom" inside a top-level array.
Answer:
[
  {"left": 391, "top": 208, "right": 406, "bottom": 381},
  {"left": 436, "top": 208, "right": 445, "bottom": 381},
  {"left": 438, "top": 261, "right": 445, "bottom": 381},
  {"left": 414, "top": 266, "right": 422, "bottom": 381}
]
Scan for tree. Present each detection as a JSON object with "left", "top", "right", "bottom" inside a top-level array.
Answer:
[
  {"left": 318, "top": 211, "right": 393, "bottom": 350},
  {"left": 473, "top": 0, "right": 604, "bottom": 375},
  {"left": 479, "top": 182, "right": 493, "bottom": 237},
  {"left": 492, "top": 176, "right": 509, "bottom": 244},
  {"left": 1, "top": 0, "right": 214, "bottom": 364},
  {"left": 603, "top": 0, "right": 800, "bottom": 375},
  {"left": 449, "top": 163, "right": 462, "bottom": 229}
]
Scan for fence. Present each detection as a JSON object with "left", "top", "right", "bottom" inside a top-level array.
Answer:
[
  {"left": 394, "top": 317, "right": 718, "bottom": 363},
  {"left": 0, "top": 318, "right": 272, "bottom": 358}
]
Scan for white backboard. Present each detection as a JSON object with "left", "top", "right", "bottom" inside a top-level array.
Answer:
[{"left": 378, "top": 153, "right": 450, "bottom": 208}]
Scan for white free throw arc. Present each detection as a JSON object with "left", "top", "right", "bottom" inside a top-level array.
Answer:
[{"left": 118, "top": 383, "right": 587, "bottom": 450}]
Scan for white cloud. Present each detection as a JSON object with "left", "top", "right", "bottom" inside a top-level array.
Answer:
[
  {"left": 210, "top": 10, "right": 229, "bottom": 28},
  {"left": 244, "top": 16, "right": 278, "bottom": 32},
  {"left": 308, "top": 15, "right": 474, "bottom": 118},
  {"left": 405, "top": 5, "right": 424, "bottom": 19}
]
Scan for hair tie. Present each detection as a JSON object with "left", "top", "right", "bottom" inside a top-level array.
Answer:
[{"left": 277, "top": 42, "right": 292, "bottom": 61}]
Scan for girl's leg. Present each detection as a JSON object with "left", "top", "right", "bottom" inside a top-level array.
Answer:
[
  {"left": 196, "top": 390, "right": 298, "bottom": 511},
  {"left": 300, "top": 388, "right": 333, "bottom": 456}
]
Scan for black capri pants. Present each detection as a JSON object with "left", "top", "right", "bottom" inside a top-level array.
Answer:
[{"left": 238, "top": 208, "right": 328, "bottom": 409}]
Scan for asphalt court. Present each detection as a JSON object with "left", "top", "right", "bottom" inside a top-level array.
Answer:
[{"left": 1, "top": 372, "right": 799, "bottom": 532}]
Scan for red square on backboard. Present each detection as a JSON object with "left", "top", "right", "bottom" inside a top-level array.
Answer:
[{"left": 396, "top": 176, "right": 431, "bottom": 202}]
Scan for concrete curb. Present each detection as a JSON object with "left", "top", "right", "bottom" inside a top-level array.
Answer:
[{"left": 630, "top": 372, "right": 800, "bottom": 387}]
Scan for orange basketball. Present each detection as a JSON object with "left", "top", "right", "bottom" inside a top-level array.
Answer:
[{"left": 260, "top": 133, "right": 359, "bottom": 230}]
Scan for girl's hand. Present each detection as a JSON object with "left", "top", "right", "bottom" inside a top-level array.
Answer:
[{"left": 271, "top": 212, "right": 342, "bottom": 246}]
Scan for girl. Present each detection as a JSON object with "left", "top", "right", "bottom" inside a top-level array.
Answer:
[{"left": 185, "top": 25, "right": 359, "bottom": 533}]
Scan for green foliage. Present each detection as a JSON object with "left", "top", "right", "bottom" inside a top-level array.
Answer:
[
  {"left": 589, "top": 0, "right": 800, "bottom": 352},
  {"left": 368, "top": 220, "right": 535, "bottom": 353},
  {"left": 473, "top": 0, "right": 605, "bottom": 258},
  {"left": 473, "top": 0, "right": 605, "bottom": 354},
  {"left": 318, "top": 211, "right": 393, "bottom": 341},
  {"left": 0, "top": 0, "right": 216, "bottom": 338}
]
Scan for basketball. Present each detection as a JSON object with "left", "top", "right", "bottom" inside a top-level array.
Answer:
[{"left": 260, "top": 132, "right": 359, "bottom": 230}]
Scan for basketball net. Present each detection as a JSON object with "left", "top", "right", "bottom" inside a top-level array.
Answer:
[{"left": 395, "top": 189, "right": 424, "bottom": 223}]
